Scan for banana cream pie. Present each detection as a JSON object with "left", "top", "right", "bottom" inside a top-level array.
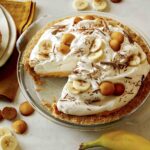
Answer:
[{"left": 23, "top": 15, "right": 150, "bottom": 125}]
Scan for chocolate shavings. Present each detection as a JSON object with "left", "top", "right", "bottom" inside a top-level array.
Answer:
[
  {"left": 100, "top": 61, "right": 127, "bottom": 69},
  {"left": 125, "top": 76, "right": 132, "bottom": 79},
  {"left": 123, "top": 31, "right": 134, "bottom": 44}
]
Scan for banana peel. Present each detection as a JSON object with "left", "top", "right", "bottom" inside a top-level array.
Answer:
[{"left": 79, "top": 130, "right": 150, "bottom": 150}]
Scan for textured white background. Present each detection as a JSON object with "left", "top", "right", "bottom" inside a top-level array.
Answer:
[{"left": 1, "top": 0, "right": 150, "bottom": 150}]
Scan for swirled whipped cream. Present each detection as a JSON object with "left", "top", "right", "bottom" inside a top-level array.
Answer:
[
  {"left": 29, "top": 16, "right": 150, "bottom": 116},
  {"left": 57, "top": 58, "right": 149, "bottom": 116}
]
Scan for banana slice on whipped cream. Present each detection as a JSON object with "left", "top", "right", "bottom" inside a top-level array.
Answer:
[
  {"left": 39, "top": 40, "right": 52, "bottom": 51},
  {"left": 88, "top": 38, "right": 105, "bottom": 62},
  {"left": 138, "top": 51, "right": 147, "bottom": 63},
  {"left": 66, "top": 81, "right": 80, "bottom": 94},
  {"left": 91, "top": 38, "right": 103, "bottom": 52},
  {"left": 88, "top": 50, "right": 104, "bottom": 62},
  {"left": 67, "top": 80, "right": 91, "bottom": 94},
  {"left": 129, "top": 55, "right": 141, "bottom": 66},
  {"left": 73, "top": 80, "right": 91, "bottom": 92},
  {"left": 129, "top": 52, "right": 147, "bottom": 66}
]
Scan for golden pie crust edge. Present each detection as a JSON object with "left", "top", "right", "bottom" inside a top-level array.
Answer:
[{"left": 22, "top": 15, "right": 150, "bottom": 125}]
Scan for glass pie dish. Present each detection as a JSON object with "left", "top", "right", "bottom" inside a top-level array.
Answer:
[{"left": 17, "top": 12, "right": 150, "bottom": 130}]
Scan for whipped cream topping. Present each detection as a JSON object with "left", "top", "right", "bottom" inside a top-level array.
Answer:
[
  {"left": 29, "top": 16, "right": 150, "bottom": 116},
  {"left": 29, "top": 19, "right": 99, "bottom": 74},
  {"left": 57, "top": 60, "right": 149, "bottom": 116}
]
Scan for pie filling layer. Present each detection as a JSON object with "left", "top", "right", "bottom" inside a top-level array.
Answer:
[{"left": 29, "top": 16, "right": 150, "bottom": 116}]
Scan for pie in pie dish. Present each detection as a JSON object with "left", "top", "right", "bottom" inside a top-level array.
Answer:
[{"left": 23, "top": 14, "right": 150, "bottom": 125}]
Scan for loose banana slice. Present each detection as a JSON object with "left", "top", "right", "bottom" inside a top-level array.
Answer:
[
  {"left": 73, "top": 80, "right": 91, "bottom": 92},
  {"left": 91, "top": 38, "right": 102, "bottom": 52},
  {"left": 0, "top": 135, "right": 18, "bottom": 150},
  {"left": 88, "top": 50, "right": 103, "bottom": 62},
  {"left": 0, "top": 128, "right": 12, "bottom": 138},
  {"left": 66, "top": 82, "right": 80, "bottom": 94},
  {"left": 92, "top": 0, "right": 108, "bottom": 11},
  {"left": 138, "top": 52, "right": 147, "bottom": 63},
  {"left": 129, "top": 55, "right": 141, "bottom": 66},
  {"left": 73, "top": 0, "right": 89, "bottom": 10}
]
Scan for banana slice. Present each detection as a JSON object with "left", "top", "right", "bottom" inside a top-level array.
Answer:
[
  {"left": 66, "top": 82, "right": 80, "bottom": 94},
  {"left": 73, "top": 80, "right": 90, "bottom": 92},
  {"left": 39, "top": 40, "right": 52, "bottom": 51},
  {"left": 91, "top": 39, "right": 105, "bottom": 52},
  {"left": 129, "top": 55, "right": 141, "bottom": 66},
  {"left": 138, "top": 52, "right": 147, "bottom": 63},
  {"left": 88, "top": 50, "right": 103, "bottom": 62},
  {"left": 73, "top": 0, "right": 89, "bottom": 10},
  {"left": 91, "top": 38, "right": 102, "bottom": 52},
  {"left": 92, "top": 0, "right": 108, "bottom": 11},
  {"left": 0, "top": 128, "right": 12, "bottom": 138},
  {"left": 0, "top": 135, "right": 18, "bottom": 150}
]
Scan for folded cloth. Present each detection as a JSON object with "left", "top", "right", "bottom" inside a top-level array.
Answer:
[
  {"left": 0, "top": 0, "right": 36, "bottom": 34},
  {"left": 0, "top": 0, "right": 36, "bottom": 101}
]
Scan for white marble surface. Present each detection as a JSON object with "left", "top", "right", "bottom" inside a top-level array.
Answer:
[{"left": 1, "top": 0, "right": 150, "bottom": 150}]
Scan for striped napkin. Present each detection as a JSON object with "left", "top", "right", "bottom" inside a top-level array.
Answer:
[{"left": 0, "top": 0, "right": 36, "bottom": 101}]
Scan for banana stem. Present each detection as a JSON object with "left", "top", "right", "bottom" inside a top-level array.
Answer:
[{"left": 79, "top": 139, "right": 102, "bottom": 150}]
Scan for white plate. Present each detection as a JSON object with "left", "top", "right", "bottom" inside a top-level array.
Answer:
[
  {"left": 0, "top": 5, "right": 16, "bottom": 67},
  {"left": 0, "top": 7, "right": 9, "bottom": 58}
]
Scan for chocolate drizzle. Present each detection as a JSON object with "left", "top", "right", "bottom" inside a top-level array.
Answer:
[
  {"left": 100, "top": 61, "right": 128, "bottom": 69},
  {"left": 51, "top": 25, "right": 67, "bottom": 35},
  {"left": 96, "top": 28, "right": 106, "bottom": 36},
  {"left": 123, "top": 31, "right": 134, "bottom": 44},
  {"left": 93, "top": 89, "right": 100, "bottom": 94},
  {"left": 141, "top": 75, "right": 145, "bottom": 82},
  {"left": 125, "top": 76, "right": 132, "bottom": 79},
  {"left": 85, "top": 99, "right": 101, "bottom": 105},
  {"left": 102, "top": 19, "right": 111, "bottom": 34},
  {"left": 52, "top": 25, "right": 66, "bottom": 29}
]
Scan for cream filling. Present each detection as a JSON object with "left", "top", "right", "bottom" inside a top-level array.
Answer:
[
  {"left": 34, "top": 56, "right": 79, "bottom": 74},
  {"left": 29, "top": 19, "right": 98, "bottom": 74},
  {"left": 29, "top": 17, "right": 150, "bottom": 116}
]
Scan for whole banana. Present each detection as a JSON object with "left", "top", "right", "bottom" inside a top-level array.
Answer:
[{"left": 79, "top": 130, "right": 150, "bottom": 150}]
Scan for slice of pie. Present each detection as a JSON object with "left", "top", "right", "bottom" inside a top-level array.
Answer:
[{"left": 23, "top": 15, "right": 150, "bottom": 125}]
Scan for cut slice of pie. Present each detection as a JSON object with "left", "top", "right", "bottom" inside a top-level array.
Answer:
[{"left": 23, "top": 15, "right": 150, "bottom": 125}]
